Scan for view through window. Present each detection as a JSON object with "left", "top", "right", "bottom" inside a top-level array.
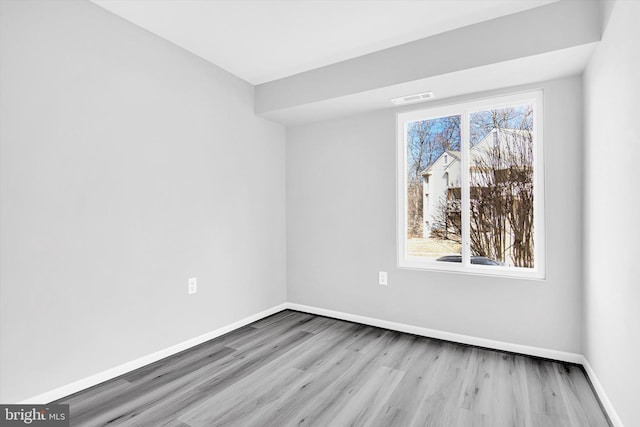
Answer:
[{"left": 397, "top": 91, "right": 544, "bottom": 278}]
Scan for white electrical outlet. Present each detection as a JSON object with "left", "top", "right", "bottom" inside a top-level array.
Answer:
[
  {"left": 378, "top": 271, "right": 388, "bottom": 286},
  {"left": 188, "top": 277, "right": 198, "bottom": 295}
]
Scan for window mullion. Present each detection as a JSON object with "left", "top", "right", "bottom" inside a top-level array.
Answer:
[{"left": 461, "top": 110, "right": 471, "bottom": 268}]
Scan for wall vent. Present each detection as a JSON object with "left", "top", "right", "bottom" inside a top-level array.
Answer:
[{"left": 390, "top": 91, "right": 435, "bottom": 105}]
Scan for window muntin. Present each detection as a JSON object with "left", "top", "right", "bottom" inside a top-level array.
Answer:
[{"left": 397, "top": 91, "right": 544, "bottom": 279}]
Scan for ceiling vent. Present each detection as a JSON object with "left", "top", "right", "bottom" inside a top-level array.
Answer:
[{"left": 390, "top": 91, "right": 435, "bottom": 105}]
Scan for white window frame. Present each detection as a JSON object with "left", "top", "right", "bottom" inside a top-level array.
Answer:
[{"left": 396, "top": 90, "right": 545, "bottom": 279}]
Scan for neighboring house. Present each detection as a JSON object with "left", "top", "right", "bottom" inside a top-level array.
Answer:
[
  {"left": 421, "top": 128, "right": 533, "bottom": 266},
  {"left": 421, "top": 149, "right": 461, "bottom": 237}
]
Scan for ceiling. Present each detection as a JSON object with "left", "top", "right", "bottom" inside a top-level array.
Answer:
[{"left": 90, "top": 0, "right": 558, "bottom": 85}]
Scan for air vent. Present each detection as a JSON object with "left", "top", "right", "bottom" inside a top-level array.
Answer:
[{"left": 390, "top": 91, "right": 435, "bottom": 105}]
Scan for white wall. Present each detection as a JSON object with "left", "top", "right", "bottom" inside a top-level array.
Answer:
[
  {"left": 287, "top": 76, "right": 584, "bottom": 354},
  {"left": 0, "top": 0, "right": 286, "bottom": 403},
  {"left": 583, "top": 1, "right": 640, "bottom": 426}
]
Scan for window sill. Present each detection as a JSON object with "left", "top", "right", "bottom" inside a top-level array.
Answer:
[{"left": 398, "top": 258, "right": 546, "bottom": 280}]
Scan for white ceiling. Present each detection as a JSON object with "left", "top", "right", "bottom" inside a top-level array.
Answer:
[{"left": 91, "top": 0, "right": 557, "bottom": 85}]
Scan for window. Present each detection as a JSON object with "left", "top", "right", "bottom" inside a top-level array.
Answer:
[{"left": 397, "top": 91, "right": 544, "bottom": 279}]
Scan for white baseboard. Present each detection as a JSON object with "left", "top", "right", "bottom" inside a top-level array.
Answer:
[
  {"left": 581, "top": 357, "right": 624, "bottom": 427},
  {"left": 18, "top": 303, "right": 288, "bottom": 404},
  {"left": 285, "top": 302, "right": 584, "bottom": 364}
]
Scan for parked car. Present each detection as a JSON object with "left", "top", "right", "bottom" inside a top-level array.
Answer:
[{"left": 436, "top": 255, "right": 501, "bottom": 265}]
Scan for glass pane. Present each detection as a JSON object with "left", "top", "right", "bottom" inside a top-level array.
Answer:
[
  {"left": 469, "top": 105, "right": 535, "bottom": 268},
  {"left": 406, "top": 115, "right": 462, "bottom": 262}
]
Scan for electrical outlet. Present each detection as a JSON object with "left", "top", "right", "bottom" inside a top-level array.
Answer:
[
  {"left": 378, "top": 271, "right": 388, "bottom": 286},
  {"left": 188, "top": 277, "right": 197, "bottom": 295}
]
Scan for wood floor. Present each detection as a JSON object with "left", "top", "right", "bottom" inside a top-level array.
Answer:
[{"left": 56, "top": 310, "right": 611, "bottom": 427}]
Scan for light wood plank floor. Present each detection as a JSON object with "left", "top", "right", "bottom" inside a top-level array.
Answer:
[{"left": 56, "top": 310, "right": 611, "bottom": 426}]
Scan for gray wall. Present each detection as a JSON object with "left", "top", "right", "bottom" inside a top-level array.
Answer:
[
  {"left": 0, "top": 0, "right": 286, "bottom": 403},
  {"left": 287, "top": 76, "right": 584, "bottom": 354},
  {"left": 583, "top": 1, "right": 640, "bottom": 426}
]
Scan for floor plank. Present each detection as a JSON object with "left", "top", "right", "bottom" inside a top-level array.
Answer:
[{"left": 56, "top": 310, "right": 612, "bottom": 427}]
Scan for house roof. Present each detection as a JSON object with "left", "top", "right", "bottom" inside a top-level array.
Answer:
[
  {"left": 473, "top": 128, "right": 530, "bottom": 149},
  {"left": 470, "top": 128, "right": 533, "bottom": 170},
  {"left": 420, "top": 127, "right": 531, "bottom": 177}
]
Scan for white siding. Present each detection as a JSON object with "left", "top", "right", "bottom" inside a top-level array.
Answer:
[{"left": 422, "top": 155, "right": 461, "bottom": 237}]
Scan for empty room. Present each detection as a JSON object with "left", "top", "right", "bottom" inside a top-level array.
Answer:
[{"left": 0, "top": 0, "right": 638, "bottom": 426}]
